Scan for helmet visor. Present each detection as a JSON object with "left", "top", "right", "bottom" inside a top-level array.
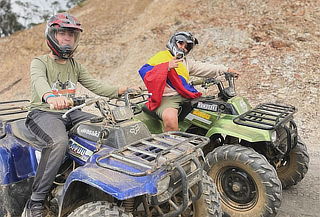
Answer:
[
  {"left": 175, "top": 34, "right": 193, "bottom": 44},
  {"left": 47, "top": 26, "right": 81, "bottom": 51},
  {"left": 177, "top": 40, "right": 194, "bottom": 53},
  {"left": 186, "top": 42, "right": 194, "bottom": 52}
]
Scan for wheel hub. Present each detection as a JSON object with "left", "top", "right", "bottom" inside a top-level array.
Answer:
[
  {"left": 221, "top": 167, "right": 257, "bottom": 204},
  {"left": 231, "top": 182, "right": 241, "bottom": 192}
]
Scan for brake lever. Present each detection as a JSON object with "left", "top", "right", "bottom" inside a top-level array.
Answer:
[{"left": 61, "top": 97, "right": 101, "bottom": 118}]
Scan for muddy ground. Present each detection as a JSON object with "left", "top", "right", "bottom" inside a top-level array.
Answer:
[{"left": 278, "top": 137, "right": 319, "bottom": 217}]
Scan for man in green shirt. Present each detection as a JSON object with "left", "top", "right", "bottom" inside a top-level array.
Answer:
[{"left": 22, "top": 13, "right": 128, "bottom": 217}]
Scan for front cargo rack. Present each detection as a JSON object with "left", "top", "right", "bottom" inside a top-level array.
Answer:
[
  {"left": 233, "top": 103, "right": 296, "bottom": 130},
  {"left": 96, "top": 131, "right": 209, "bottom": 176}
]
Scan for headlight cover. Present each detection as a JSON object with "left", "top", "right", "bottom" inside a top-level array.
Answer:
[
  {"left": 156, "top": 175, "right": 170, "bottom": 195},
  {"left": 271, "top": 131, "right": 277, "bottom": 143}
]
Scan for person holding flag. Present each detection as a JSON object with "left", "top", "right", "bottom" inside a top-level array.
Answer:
[{"left": 139, "top": 31, "right": 239, "bottom": 132}]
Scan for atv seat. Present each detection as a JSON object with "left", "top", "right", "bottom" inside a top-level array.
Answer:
[
  {"left": 142, "top": 100, "right": 195, "bottom": 121},
  {"left": 10, "top": 119, "right": 46, "bottom": 150}
]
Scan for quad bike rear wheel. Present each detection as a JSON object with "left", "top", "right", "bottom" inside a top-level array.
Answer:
[
  {"left": 276, "top": 139, "right": 309, "bottom": 189},
  {"left": 67, "top": 201, "right": 132, "bottom": 217},
  {"left": 205, "top": 145, "right": 282, "bottom": 217}
]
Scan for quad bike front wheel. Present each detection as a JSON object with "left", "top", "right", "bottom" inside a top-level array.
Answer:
[
  {"left": 188, "top": 172, "right": 223, "bottom": 217},
  {"left": 67, "top": 201, "right": 133, "bottom": 217},
  {"left": 276, "top": 139, "right": 309, "bottom": 189},
  {"left": 151, "top": 172, "right": 223, "bottom": 217},
  {"left": 205, "top": 145, "right": 282, "bottom": 217}
]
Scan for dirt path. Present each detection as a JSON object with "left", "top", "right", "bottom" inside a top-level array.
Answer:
[{"left": 278, "top": 136, "right": 319, "bottom": 217}]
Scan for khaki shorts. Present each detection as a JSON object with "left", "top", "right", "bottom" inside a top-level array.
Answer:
[{"left": 155, "top": 95, "right": 188, "bottom": 119}]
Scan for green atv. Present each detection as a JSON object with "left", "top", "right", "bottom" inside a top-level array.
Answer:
[{"left": 130, "top": 73, "right": 310, "bottom": 217}]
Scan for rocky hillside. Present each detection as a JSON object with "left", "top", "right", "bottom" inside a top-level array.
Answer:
[{"left": 0, "top": 0, "right": 319, "bottom": 215}]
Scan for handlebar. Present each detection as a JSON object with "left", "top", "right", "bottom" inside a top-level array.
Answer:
[
  {"left": 191, "top": 78, "right": 219, "bottom": 87},
  {"left": 62, "top": 97, "right": 102, "bottom": 118},
  {"left": 190, "top": 72, "right": 237, "bottom": 100},
  {"left": 115, "top": 90, "right": 151, "bottom": 107},
  {"left": 57, "top": 89, "right": 147, "bottom": 121}
]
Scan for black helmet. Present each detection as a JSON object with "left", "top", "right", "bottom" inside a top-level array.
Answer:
[
  {"left": 166, "top": 31, "right": 199, "bottom": 57},
  {"left": 45, "top": 13, "right": 83, "bottom": 59}
]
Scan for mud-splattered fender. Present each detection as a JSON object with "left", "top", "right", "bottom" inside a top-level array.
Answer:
[{"left": 62, "top": 163, "right": 161, "bottom": 200}]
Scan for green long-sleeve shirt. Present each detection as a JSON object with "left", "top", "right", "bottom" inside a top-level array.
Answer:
[{"left": 30, "top": 54, "right": 119, "bottom": 111}]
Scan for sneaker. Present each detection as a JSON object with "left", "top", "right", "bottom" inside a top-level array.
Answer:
[{"left": 21, "top": 199, "right": 44, "bottom": 217}]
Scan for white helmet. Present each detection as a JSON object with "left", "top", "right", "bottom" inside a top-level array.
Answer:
[{"left": 166, "top": 31, "right": 199, "bottom": 57}]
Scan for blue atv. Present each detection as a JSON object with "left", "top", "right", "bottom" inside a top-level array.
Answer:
[{"left": 0, "top": 94, "right": 222, "bottom": 217}]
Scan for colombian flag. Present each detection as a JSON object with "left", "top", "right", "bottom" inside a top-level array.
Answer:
[{"left": 139, "top": 50, "right": 201, "bottom": 110}]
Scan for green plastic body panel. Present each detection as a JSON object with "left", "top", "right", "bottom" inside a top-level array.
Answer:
[
  {"left": 134, "top": 112, "right": 163, "bottom": 134},
  {"left": 205, "top": 118, "right": 272, "bottom": 142},
  {"left": 134, "top": 96, "right": 273, "bottom": 143},
  {"left": 227, "top": 96, "right": 252, "bottom": 114}
]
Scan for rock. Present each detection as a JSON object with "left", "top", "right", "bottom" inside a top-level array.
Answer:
[
  {"left": 294, "top": 73, "right": 302, "bottom": 80},
  {"left": 269, "top": 40, "right": 291, "bottom": 49},
  {"left": 229, "top": 47, "right": 240, "bottom": 53},
  {"left": 251, "top": 58, "right": 259, "bottom": 64}
]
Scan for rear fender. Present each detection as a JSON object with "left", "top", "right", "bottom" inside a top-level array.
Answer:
[
  {"left": 0, "top": 134, "right": 37, "bottom": 185},
  {"left": 206, "top": 119, "right": 271, "bottom": 143}
]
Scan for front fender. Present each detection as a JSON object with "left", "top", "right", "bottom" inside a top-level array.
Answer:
[
  {"left": 206, "top": 119, "right": 271, "bottom": 142},
  {"left": 62, "top": 160, "right": 160, "bottom": 201}
]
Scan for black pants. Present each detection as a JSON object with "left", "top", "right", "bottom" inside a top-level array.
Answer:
[{"left": 25, "top": 109, "right": 95, "bottom": 201}]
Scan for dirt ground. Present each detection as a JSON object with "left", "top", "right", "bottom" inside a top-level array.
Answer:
[
  {"left": 278, "top": 136, "right": 319, "bottom": 217},
  {"left": 0, "top": 0, "right": 319, "bottom": 216}
]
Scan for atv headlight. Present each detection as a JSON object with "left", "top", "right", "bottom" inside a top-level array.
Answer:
[
  {"left": 156, "top": 176, "right": 170, "bottom": 195},
  {"left": 271, "top": 131, "right": 277, "bottom": 143}
]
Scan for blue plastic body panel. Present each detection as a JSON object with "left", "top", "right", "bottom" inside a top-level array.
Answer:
[
  {"left": 67, "top": 135, "right": 98, "bottom": 165},
  {"left": 63, "top": 149, "right": 162, "bottom": 200},
  {"left": 0, "top": 124, "right": 37, "bottom": 185},
  {"left": 1, "top": 120, "right": 163, "bottom": 200}
]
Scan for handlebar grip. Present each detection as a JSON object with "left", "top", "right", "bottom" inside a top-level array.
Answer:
[
  {"left": 191, "top": 78, "right": 205, "bottom": 86},
  {"left": 48, "top": 99, "right": 73, "bottom": 110}
]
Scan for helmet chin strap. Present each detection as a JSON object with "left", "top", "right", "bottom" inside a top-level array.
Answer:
[
  {"left": 51, "top": 52, "right": 71, "bottom": 60},
  {"left": 51, "top": 45, "right": 74, "bottom": 60},
  {"left": 172, "top": 46, "right": 187, "bottom": 57}
]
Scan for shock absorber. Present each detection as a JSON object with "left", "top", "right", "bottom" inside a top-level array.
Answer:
[{"left": 123, "top": 198, "right": 135, "bottom": 212}]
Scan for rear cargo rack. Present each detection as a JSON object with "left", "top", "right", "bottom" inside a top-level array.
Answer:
[
  {"left": 0, "top": 100, "right": 29, "bottom": 122},
  {"left": 233, "top": 103, "right": 296, "bottom": 130},
  {"left": 0, "top": 100, "right": 29, "bottom": 138},
  {"left": 96, "top": 131, "right": 209, "bottom": 176}
]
